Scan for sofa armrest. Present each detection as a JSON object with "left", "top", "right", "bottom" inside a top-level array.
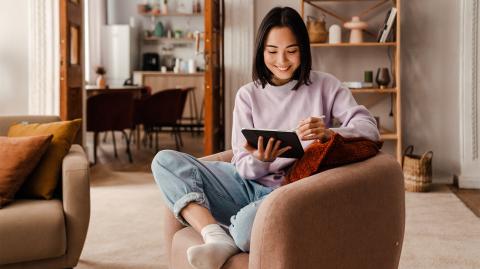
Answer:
[
  {"left": 61, "top": 144, "right": 90, "bottom": 267},
  {"left": 249, "top": 153, "right": 405, "bottom": 269}
]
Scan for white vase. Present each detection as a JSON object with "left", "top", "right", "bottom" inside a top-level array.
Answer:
[{"left": 329, "top": 24, "right": 342, "bottom": 44}]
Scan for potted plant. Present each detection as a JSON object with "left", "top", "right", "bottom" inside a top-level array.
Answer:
[{"left": 95, "top": 66, "right": 107, "bottom": 88}]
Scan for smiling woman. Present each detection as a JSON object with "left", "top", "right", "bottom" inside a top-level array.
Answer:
[{"left": 151, "top": 6, "right": 381, "bottom": 269}]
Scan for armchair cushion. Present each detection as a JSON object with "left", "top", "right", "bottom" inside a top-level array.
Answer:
[
  {"left": 8, "top": 119, "right": 82, "bottom": 199},
  {"left": 0, "top": 135, "right": 53, "bottom": 208},
  {"left": 0, "top": 199, "right": 66, "bottom": 264}
]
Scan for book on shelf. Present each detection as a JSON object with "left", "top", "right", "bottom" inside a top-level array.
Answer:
[
  {"left": 342, "top": 81, "right": 374, "bottom": 89},
  {"left": 377, "top": 7, "right": 397, "bottom": 43}
]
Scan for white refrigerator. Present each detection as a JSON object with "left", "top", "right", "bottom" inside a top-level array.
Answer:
[{"left": 101, "top": 25, "right": 138, "bottom": 86}]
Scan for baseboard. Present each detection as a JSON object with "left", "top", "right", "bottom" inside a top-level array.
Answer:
[
  {"left": 457, "top": 175, "right": 480, "bottom": 189},
  {"left": 433, "top": 176, "right": 454, "bottom": 185}
]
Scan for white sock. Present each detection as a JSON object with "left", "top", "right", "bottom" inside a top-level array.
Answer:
[{"left": 187, "top": 224, "right": 240, "bottom": 269}]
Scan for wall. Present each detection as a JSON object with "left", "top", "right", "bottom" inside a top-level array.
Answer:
[
  {"left": 107, "top": 0, "right": 205, "bottom": 71},
  {"left": 245, "top": 0, "right": 461, "bottom": 182},
  {"left": 0, "top": 1, "right": 29, "bottom": 115},
  {"left": 402, "top": 0, "right": 460, "bottom": 182}
]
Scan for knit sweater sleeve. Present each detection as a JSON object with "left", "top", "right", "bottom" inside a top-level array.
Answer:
[
  {"left": 326, "top": 77, "right": 380, "bottom": 141},
  {"left": 230, "top": 87, "right": 271, "bottom": 180}
]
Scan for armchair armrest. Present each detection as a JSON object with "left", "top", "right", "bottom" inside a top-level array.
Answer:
[
  {"left": 61, "top": 144, "right": 90, "bottom": 267},
  {"left": 249, "top": 153, "right": 405, "bottom": 269}
]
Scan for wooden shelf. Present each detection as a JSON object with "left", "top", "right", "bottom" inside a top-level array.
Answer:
[
  {"left": 380, "top": 132, "right": 398, "bottom": 140},
  {"left": 144, "top": 37, "right": 195, "bottom": 43},
  {"left": 380, "top": 127, "right": 398, "bottom": 140},
  {"left": 139, "top": 12, "right": 203, "bottom": 17},
  {"left": 306, "top": 0, "right": 382, "bottom": 2},
  {"left": 311, "top": 42, "right": 396, "bottom": 47},
  {"left": 350, "top": 88, "right": 397, "bottom": 93}
]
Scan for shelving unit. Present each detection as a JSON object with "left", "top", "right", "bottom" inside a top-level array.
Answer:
[
  {"left": 143, "top": 37, "right": 196, "bottom": 44},
  {"left": 138, "top": 12, "right": 203, "bottom": 17},
  {"left": 300, "top": 0, "right": 402, "bottom": 161}
]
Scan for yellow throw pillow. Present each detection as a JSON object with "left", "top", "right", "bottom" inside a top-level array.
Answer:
[
  {"left": 0, "top": 135, "right": 53, "bottom": 207},
  {"left": 8, "top": 119, "right": 82, "bottom": 199}
]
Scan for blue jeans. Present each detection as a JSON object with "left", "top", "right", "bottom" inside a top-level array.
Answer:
[{"left": 151, "top": 150, "right": 273, "bottom": 252}]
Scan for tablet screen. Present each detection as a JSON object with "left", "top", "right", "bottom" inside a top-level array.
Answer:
[{"left": 241, "top": 128, "right": 304, "bottom": 159}]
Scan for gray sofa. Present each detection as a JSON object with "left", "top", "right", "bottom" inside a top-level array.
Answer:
[{"left": 0, "top": 116, "right": 90, "bottom": 269}]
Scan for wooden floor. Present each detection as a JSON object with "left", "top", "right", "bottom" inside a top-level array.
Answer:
[
  {"left": 86, "top": 130, "right": 205, "bottom": 171},
  {"left": 450, "top": 185, "right": 480, "bottom": 218}
]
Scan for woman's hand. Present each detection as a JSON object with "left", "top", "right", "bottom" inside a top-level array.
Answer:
[
  {"left": 244, "top": 136, "right": 291, "bottom": 162},
  {"left": 296, "top": 116, "right": 334, "bottom": 142}
]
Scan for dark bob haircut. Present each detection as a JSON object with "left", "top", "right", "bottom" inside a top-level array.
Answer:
[{"left": 252, "top": 6, "right": 312, "bottom": 90}]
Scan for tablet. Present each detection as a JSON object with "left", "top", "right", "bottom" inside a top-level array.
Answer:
[{"left": 241, "top": 128, "right": 304, "bottom": 159}]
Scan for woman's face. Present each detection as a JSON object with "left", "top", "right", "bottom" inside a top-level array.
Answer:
[{"left": 263, "top": 26, "right": 301, "bottom": 86}]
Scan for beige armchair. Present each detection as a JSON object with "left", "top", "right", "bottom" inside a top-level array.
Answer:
[
  {"left": 162, "top": 150, "right": 405, "bottom": 269},
  {"left": 0, "top": 116, "right": 90, "bottom": 269}
]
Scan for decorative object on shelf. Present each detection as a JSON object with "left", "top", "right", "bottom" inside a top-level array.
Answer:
[
  {"left": 364, "top": 70, "right": 373, "bottom": 83},
  {"left": 402, "top": 145, "right": 433, "bottom": 192},
  {"left": 151, "top": 1, "right": 161, "bottom": 16},
  {"left": 342, "top": 81, "right": 372, "bottom": 89},
  {"left": 154, "top": 21, "right": 165, "bottom": 37},
  {"left": 306, "top": 15, "right": 328, "bottom": 43},
  {"left": 161, "top": 0, "right": 168, "bottom": 15},
  {"left": 375, "top": 67, "right": 391, "bottom": 89},
  {"left": 328, "top": 24, "right": 341, "bottom": 44},
  {"left": 193, "top": 0, "right": 201, "bottom": 14},
  {"left": 343, "top": 16, "right": 368, "bottom": 43},
  {"left": 138, "top": 3, "right": 151, "bottom": 14},
  {"left": 177, "top": 0, "right": 193, "bottom": 14},
  {"left": 95, "top": 66, "right": 106, "bottom": 88},
  {"left": 174, "top": 30, "right": 183, "bottom": 39}
]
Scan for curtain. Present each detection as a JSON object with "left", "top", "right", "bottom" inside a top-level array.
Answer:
[
  {"left": 223, "top": 0, "right": 254, "bottom": 149},
  {"left": 85, "top": 0, "right": 107, "bottom": 84},
  {"left": 28, "top": 0, "right": 59, "bottom": 115}
]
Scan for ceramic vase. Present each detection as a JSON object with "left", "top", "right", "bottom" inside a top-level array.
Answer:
[
  {"left": 329, "top": 24, "right": 342, "bottom": 44},
  {"left": 343, "top": 16, "right": 368, "bottom": 43}
]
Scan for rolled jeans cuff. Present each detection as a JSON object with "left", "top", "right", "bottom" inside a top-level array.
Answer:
[{"left": 173, "top": 192, "right": 209, "bottom": 226}]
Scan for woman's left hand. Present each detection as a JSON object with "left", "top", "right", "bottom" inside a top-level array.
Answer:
[{"left": 296, "top": 116, "right": 334, "bottom": 142}]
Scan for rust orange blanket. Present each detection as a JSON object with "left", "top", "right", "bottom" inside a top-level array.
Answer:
[{"left": 284, "top": 132, "right": 383, "bottom": 185}]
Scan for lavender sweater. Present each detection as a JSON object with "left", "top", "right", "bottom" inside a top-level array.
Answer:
[{"left": 231, "top": 71, "right": 380, "bottom": 188}]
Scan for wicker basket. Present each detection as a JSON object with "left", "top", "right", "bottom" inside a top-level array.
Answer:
[
  {"left": 306, "top": 16, "right": 328, "bottom": 43},
  {"left": 402, "top": 145, "right": 433, "bottom": 192}
]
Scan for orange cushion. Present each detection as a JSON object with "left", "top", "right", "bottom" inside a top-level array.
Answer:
[
  {"left": 0, "top": 135, "right": 53, "bottom": 207},
  {"left": 8, "top": 119, "right": 82, "bottom": 199}
]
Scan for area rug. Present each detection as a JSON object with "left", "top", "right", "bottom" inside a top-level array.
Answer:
[{"left": 78, "top": 151, "right": 480, "bottom": 269}]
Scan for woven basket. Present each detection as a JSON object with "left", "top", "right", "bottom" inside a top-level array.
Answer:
[
  {"left": 402, "top": 145, "right": 433, "bottom": 192},
  {"left": 307, "top": 16, "right": 328, "bottom": 43}
]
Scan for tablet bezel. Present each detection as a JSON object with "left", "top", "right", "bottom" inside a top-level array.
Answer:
[{"left": 241, "top": 128, "right": 304, "bottom": 159}]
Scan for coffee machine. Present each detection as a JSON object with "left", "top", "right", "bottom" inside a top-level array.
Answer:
[{"left": 142, "top": 53, "right": 160, "bottom": 71}]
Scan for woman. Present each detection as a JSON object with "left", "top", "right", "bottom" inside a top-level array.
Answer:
[{"left": 152, "top": 6, "right": 379, "bottom": 269}]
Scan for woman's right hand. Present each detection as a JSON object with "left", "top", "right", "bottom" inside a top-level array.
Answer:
[{"left": 244, "top": 136, "right": 291, "bottom": 162}]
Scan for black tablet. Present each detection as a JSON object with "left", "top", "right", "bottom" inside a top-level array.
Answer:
[{"left": 241, "top": 128, "right": 304, "bottom": 159}]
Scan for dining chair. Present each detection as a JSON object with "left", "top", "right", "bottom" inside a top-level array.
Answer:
[{"left": 86, "top": 91, "right": 134, "bottom": 164}]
